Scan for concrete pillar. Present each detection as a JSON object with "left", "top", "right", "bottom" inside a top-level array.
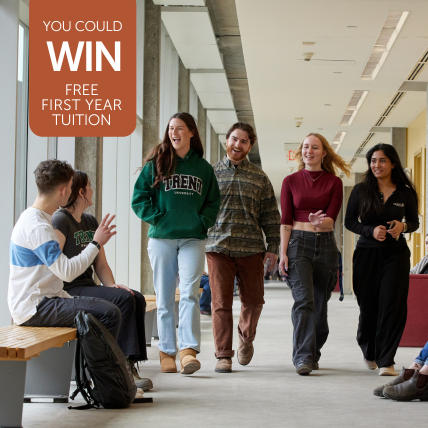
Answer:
[
  {"left": 75, "top": 138, "right": 103, "bottom": 220},
  {"left": 178, "top": 58, "right": 189, "bottom": 113},
  {"left": 198, "top": 98, "right": 206, "bottom": 157},
  {"left": 391, "top": 127, "right": 407, "bottom": 167},
  {"left": 210, "top": 127, "right": 219, "bottom": 165},
  {"left": 220, "top": 144, "right": 227, "bottom": 160},
  {"left": 342, "top": 186, "right": 354, "bottom": 295},
  {"left": 140, "top": 0, "right": 161, "bottom": 294}
]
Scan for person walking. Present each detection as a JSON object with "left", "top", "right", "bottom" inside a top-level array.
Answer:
[
  {"left": 345, "top": 143, "right": 418, "bottom": 376},
  {"left": 206, "top": 122, "right": 281, "bottom": 373},
  {"left": 279, "top": 133, "right": 351, "bottom": 375},
  {"left": 52, "top": 171, "right": 152, "bottom": 391},
  {"left": 132, "top": 112, "right": 220, "bottom": 375}
]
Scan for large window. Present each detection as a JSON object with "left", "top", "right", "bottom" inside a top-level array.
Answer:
[{"left": 15, "top": 21, "right": 29, "bottom": 223}]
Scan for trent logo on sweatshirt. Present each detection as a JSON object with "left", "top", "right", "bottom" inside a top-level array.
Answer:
[{"left": 164, "top": 174, "right": 203, "bottom": 195}]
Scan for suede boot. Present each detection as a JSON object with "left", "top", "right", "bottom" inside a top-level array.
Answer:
[
  {"left": 179, "top": 348, "right": 201, "bottom": 375},
  {"left": 215, "top": 358, "right": 232, "bottom": 373},
  {"left": 373, "top": 367, "right": 415, "bottom": 397},
  {"left": 383, "top": 370, "right": 428, "bottom": 401},
  {"left": 159, "top": 351, "right": 177, "bottom": 373},
  {"left": 237, "top": 336, "right": 254, "bottom": 366}
]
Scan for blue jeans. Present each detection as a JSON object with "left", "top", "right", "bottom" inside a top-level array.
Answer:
[
  {"left": 199, "top": 275, "right": 211, "bottom": 311},
  {"left": 148, "top": 238, "right": 205, "bottom": 355},
  {"left": 415, "top": 341, "right": 428, "bottom": 366}
]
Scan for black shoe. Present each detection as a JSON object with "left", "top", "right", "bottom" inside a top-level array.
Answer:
[
  {"left": 383, "top": 370, "right": 428, "bottom": 401},
  {"left": 296, "top": 362, "right": 312, "bottom": 376},
  {"left": 311, "top": 362, "right": 319, "bottom": 370},
  {"left": 200, "top": 310, "right": 212, "bottom": 316}
]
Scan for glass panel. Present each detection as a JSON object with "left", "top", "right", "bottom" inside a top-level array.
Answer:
[{"left": 15, "top": 21, "right": 29, "bottom": 223}]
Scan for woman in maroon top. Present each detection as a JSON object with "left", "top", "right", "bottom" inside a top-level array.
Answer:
[{"left": 279, "top": 133, "right": 350, "bottom": 375}]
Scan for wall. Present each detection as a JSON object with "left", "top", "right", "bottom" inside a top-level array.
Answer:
[{"left": 406, "top": 108, "right": 426, "bottom": 267}]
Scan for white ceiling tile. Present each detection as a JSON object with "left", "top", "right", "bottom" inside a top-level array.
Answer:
[
  {"left": 207, "top": 110, "right": 238, "bottom": 124},
  {"left": 197, "top": 93, "right": 235, "bottom": 109}
]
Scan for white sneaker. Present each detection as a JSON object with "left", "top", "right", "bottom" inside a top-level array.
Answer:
[
  {"left": 362, "top": 354, "right": 377, "bottom": 370},
  {"left": 379, "top": 366, "right": 397, "bottom": 376}
]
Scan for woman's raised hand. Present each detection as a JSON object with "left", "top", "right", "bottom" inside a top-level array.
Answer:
[
  {"left": 308, "top": 210, "right": 326, "bottom": 226},
  {"left": 93, "top": 214, "right": 117, "bottom": 246}
]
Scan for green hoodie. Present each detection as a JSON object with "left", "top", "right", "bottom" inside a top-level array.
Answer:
[{"left": 131, "top": 149, "right": 220, "bottom": 240}]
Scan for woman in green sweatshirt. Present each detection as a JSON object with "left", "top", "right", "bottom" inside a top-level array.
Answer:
[{"left": 132, "top": 112, "right": 220, "bottom": 375}]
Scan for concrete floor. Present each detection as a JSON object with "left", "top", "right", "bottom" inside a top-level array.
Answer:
[{"left": 23, "top": 281, "right": 428, "bottom": 427}]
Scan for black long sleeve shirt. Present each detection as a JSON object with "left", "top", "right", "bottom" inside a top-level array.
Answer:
[{"left": 344, "top": 183, "right": 419, "bottom": 248}]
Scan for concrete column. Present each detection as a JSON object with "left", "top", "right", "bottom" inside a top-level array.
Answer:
[
  {"left": 178, "top": 58, "right": 189, "bottom": 113},
  {"left": 391, "top": 127, "right": 407, "bottom": 167},
  {"left": 210, "top": 127, "right": 219, "bottom": 165},
  {"left": 140, "top": 0, "right": 161, "bottom": 294},
  {"left": 197, "top": 98, "right": 206, "bottom": 157},
  {"left": 220, "top": 144, "right": 227, "bottom": 160},
  {"left": 342, "top": 186, "right": 354, "bottom": 295},
  {"left": 75, "top": 138, "right": 103, "bottom": 220}
]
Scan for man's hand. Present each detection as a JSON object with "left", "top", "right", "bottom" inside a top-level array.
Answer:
[
  {"left": 93, "top": 214, "right": 117, "bottom": 246},
  {"left": 373, "top": 225, "right": 387, "bottom": 242},
  {"left": 263, "top": 252, "right": 278, "bottom": 271},
  {"left": 108, "top": 284, "right": 134, "bottom": 295}
]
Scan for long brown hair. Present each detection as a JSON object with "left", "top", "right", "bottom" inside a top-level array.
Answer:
[
  {"left": 144, "top": 112, "right": 204, "bottom": 188},
  {"left": 62, "top": 170, "right": 90, "bottom": 210},
  {"left": 294, "top": 133, "right": 351, "bottom": 177}
]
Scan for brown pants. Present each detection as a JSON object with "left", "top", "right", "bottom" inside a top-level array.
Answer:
[{"left": 206, "top": 252, "right": 265, "bottom": 358}]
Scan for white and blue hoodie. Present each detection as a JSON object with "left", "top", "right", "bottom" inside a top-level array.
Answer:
[{"left": 8, "top": 207, "right": 99, "bottom": 325}]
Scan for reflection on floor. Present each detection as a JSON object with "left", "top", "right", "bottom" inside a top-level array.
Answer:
[{"left": 23, "top": 281, "right": 425, "bottom": 428}]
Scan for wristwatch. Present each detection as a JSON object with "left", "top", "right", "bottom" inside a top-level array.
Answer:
[
  {"left": 91, "top": 240, "right": 101, "bottom": 250},
  {"left": 403, "top": 222, "right": 408, "bottom": 233}
]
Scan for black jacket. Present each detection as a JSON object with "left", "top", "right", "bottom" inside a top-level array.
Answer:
[{"left": 344, "top": 183, "right": 419, "bottom": 248}]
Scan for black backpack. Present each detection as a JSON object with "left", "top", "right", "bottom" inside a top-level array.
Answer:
[{"left": 69, "top": 311, "right": 151, "bottom": 410}]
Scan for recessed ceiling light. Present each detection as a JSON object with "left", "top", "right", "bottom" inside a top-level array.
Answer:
[
  {"left": 361, "top": 11, "right": 410, "bottom": 80},
  {"left": 340, "top": 90, "right": 369, "bottom": 125},
  {"left": 334, "top": 72, "right": 342, "bottom": 74},
  {"left": 294, "top": 117, "right": 303, "bottom": 120},
  {"left": 331, "top": 131, "right": 347, "bottom": 152},
  {"left": 347, "top": 26, "right": 357, "bottom": 28},
  {"left": 318, "top": 128, "right": 323, "bottom": 130},
  {"left": 302, "top": 41, "right": 316, "bottom": 45},
  {"left": 324, "top": 104, "right": 331, "bottom": 106}
]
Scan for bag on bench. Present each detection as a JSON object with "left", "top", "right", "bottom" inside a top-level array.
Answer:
[{"left": 69, "top": 311, "right": 138, "bottom": 410}]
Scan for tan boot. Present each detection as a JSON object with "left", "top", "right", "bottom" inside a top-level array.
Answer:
[
  {"left": 159, "top": 351, "right": 177, "bottom": 373},
  {"left": 237, "top": 336, "right": 254, "bottom": 366},
  {"left": 215, "top": 358, "right": 232, "bottom": 373},
  {"left": 179, "top": 348, "right": 201, "bottom": 375}
]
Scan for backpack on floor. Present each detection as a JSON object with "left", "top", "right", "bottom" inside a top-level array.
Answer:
[{"left": 69, "top": 311, "right": 146, "bottom": 410}]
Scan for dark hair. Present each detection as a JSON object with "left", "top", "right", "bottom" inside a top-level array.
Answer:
[
  {"left": 34, "top": 159, "right": 74, "bottom": 195},
  {"left": 144, "top": 112, "right": 204, "bottom": 188},
  {"left": 358, "top": 143, "right": 418, "bottom": 220},
  {"left": 226, "top": 122, "right": 257, "bottom": 146},
  {"left": 62, "top": 170, "right": 90, "bottom": 210}
]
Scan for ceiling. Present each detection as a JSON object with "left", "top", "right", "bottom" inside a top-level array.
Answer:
[{"left": 235, "top": 0, "right": 428, "bottom": 197}]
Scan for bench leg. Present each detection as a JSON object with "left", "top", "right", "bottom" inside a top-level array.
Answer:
[
  {"left": 0, "top": 360, "right": 27, "bottom": 428},
  {"left": 25, "top": 341, "right": 75, "bottom": 402},
  {"left": 145, "top": 311, "right": 154, "bottom": 346}
]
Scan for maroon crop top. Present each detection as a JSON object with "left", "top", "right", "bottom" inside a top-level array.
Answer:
[{"left": 281, "top": 169, "right": 343, "bottom": 225}]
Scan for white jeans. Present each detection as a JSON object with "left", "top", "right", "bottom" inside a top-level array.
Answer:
[{"left": 148, "top": 238, "right": 206, "bottom": 355}]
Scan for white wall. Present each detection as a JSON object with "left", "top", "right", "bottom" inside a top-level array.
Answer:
[
  {"left": 0, "top": 0, "right": 19, "bottom": 326},
  {"left": 102, "top": 126, "right": 143, "bottom": 289},
  {"left": 57, "top": 137, "right": 76, "bottom": 168},
  {"left": 206, "top": 114, "right": 211, "bottom": 163}
]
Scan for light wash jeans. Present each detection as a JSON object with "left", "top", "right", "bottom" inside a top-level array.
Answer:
[
  {"left": 415, "top": 341, "right": 428, "bottom": 366},
  {"left": 148, "top": 238, "right": 206, "bottom": 355}
]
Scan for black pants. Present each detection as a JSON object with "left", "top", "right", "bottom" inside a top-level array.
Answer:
[
  {"left": 23, "top": 295, "right": 122, "bottom": 340},
  {"left": 287, "top": 230, "right": 338, "bottom": 366},
  {"left": 67, "top": 284, "right": 148, "bottom": 361},
  {"left": 353, "top": 245, "right": 410, "bottom": 368}
]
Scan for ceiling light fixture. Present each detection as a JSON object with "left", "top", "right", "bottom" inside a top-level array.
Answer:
[
  {"left": 361, "top": 10, "right": 410, "bottom": 80},
  {"left": 331, "top": 131, "right": 347, "bottom": 153},
  {"left": 340, "top": 90, "right": 369, "bottom": 125},
  {"left": 302, "top": 41, "right": 316, "bottom": 45},
  {"left": 324, "top": 104, "right": 331, "bottom": 106}
]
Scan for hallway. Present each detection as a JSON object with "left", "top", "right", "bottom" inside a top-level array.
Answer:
[{"left": 23, "top": 281, "right": 427, "bottom": 428}]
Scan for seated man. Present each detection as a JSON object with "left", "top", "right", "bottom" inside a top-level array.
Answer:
[
  {"left": 9, "top": 160, "right": 119, "bottom": 337},
  {"left": 199, "top": 272, "right": 211, "bottom": 316},
  {"left": 410, "top": 234, "right": 428, "bottom": 274}
]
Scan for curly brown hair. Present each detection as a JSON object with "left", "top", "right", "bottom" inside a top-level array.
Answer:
[
  {"left": 34, "top": 159, "right": 74, "bottom": 195},
  {"left": 294, "top": 133, "right": 351, "bottom": 177},
  {"left": 226, "top": 122, "right": 257, "bottom": 146}
]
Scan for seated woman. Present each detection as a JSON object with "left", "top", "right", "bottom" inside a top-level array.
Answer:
[
  {"left": 51, "top": 170, "right": 152, "bottom": 391},
  {"left": 373, "top": 341, "right": 428, "bottom": 400},
  {"left": 410, "top": 234, "right": 428, "bottom": 274}
]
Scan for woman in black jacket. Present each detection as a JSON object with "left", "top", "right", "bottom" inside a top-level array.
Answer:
[{"left": 345, "top": 143, "right": 419, "bottom": 377}]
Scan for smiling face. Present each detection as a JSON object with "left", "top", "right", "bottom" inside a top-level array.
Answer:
[
  {"left": 226, "top": 129, "right": 252, "bottom": 164},
  {"left": 168, "top": 118, "right": 194, "bottom": 158},
  {"left": 301, "top": 135, "right": 326, "bottom": 169},
  {"left": 370, "top": 150, "right": 395, "bottom": 180}
]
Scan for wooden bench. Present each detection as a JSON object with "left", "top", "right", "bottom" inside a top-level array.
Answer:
[{"left": 0, "top": 326, "right": 77, "bottom": 428}]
